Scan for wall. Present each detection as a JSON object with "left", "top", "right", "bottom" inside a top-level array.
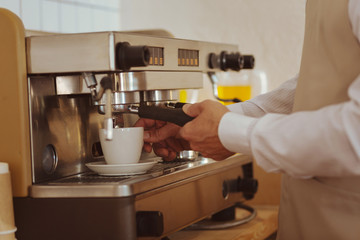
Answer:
[
  {"left": 120, "top": 0, "right": 306, "bottom": 99},
  {"left": 0, "top": 0, "right": 120, "bottom": 33},
  {"left": 0, "top": 0, "right": 306, "bottom": 104},
  {"left": 0, "top": 0, "right": 306, "bottom": 99}
]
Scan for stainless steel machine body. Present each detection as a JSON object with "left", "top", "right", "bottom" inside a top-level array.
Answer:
[{"left": 14, "top": 31, "right": 257, "bottom": 240}]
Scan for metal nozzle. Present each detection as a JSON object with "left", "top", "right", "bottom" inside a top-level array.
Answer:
[
  {"left": 82, "top": 72, "right": 98, "bottom": 102},
  {"left": 128, "top": 105, "right": 140, "bottom": 113}
]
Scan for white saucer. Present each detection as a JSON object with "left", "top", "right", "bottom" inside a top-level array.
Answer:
[{"left": 86, "top": 158, "right": 160, "bottom": 176}]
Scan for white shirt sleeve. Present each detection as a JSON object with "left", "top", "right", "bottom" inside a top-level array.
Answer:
[
  {"left": 220, "top": 75, "right": 298, "bottom": 156},
  {"left": 227, "top": 75, "right": 298, "bottom": 117},
  {"left": 219, "top": 0, "right": 360, "bottom": 178}
]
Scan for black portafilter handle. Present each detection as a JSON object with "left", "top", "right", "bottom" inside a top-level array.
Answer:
[
  {"left": 173, "top": 102, "right": 187, "bottom": 108},
  {"left": 138, "top": 105, "right": 194, "bottom": 127}
]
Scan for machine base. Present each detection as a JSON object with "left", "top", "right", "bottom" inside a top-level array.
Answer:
[{"left": 14, "top": 197, "right": 137, "bottom": 240}]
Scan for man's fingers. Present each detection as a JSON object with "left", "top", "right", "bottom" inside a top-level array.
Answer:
[
  {"left": 152, "top": 142, "right": 178, "bottom": 161},
  {"left": 134, "top": 118, "right": 155, "bottom": 128},
  {"left": 182, "top": 103, "right": 201, "bottom": 118},
  {"left": 163, "top": 151, "right": 177, "bottom": 161},
  {"left": 165, "top": 138, "right": 185, "bottom": 152},
  {"left": 144, "top": 123, "right": 180, "bottom": 143},
  {"left": 143, "top": 143, "right": 152, "bottom": 153}
]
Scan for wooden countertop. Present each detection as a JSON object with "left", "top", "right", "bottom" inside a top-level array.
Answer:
[{"left": 168, "top": 205, "right": 278, "bottom": 240}]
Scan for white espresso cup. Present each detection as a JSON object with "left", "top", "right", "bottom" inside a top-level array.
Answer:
[{"left": 99, "top": 127, "right": 144, "bottom": 165}]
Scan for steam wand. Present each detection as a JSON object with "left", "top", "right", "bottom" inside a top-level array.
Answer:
[
  {"left": 102, "top": 77, "right": 113, "bottom": 140},
  {"left": 82, "top": 73, "right": 113, "bottom": 140}
]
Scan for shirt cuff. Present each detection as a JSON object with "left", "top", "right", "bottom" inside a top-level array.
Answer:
[
  {"left": 226, "top": 103, "right": 245, "bottom": 114},
  {"left": 218, "top": 112, "right": 257, "bottom": 155}
]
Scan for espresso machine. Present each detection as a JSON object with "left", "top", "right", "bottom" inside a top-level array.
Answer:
[{"left": 0, "top": 9, "right": 257, "bottom": 240}]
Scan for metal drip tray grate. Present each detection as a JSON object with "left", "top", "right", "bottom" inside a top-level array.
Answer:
[
  {"left": 53, "top": 174, "right": 131, "bottom": 184},
  {"left": 50, "top": 160, "right": 194, "bottom": 184},
  {"left": 148, "top": 160, "right": 195, "bottom": 173}
]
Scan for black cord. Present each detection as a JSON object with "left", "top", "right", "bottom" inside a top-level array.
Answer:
[{"left": 185, "top": 203, "right": 257, "bottom": 230}]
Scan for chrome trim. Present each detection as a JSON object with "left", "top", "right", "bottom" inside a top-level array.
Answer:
[
  {"left": 99, "top": 91, "right": 141, "bottom": 105},
  {"left": 55, "top": 72, "right": 202, "bottom": 96},
  {"left": 115, "top": 71, "right": 203, "bottom": 91},
  {"left": 144, "top": 90, "right": 179, "bottom": 102}
]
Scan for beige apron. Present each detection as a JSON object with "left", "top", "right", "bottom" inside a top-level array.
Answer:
[{"left": 277, "top": 0, "right": 360, "bottom": 239}]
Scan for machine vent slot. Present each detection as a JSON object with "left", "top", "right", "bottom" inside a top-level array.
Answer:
[
  {"left": 148, "top": 47, "right": 164, "bottom": 66},
  {"left": 178, "top": 49, "right": 199, "bottom": 67}
]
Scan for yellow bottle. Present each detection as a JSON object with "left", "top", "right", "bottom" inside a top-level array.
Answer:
[
  {"left": 217, "top": 85, "right": 252, "bottom": 105},
  {"left": 215, "top": 70, "right": 267, "bottom": 105}
]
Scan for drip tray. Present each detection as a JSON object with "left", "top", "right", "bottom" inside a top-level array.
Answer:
[{"left": 30, "top": 155, "right": 252, "bottom": 199}]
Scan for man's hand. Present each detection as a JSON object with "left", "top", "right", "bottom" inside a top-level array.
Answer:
[
  {"left": 135, "top": 99, "right": 235, "bottom": 161},
  {"left": 134, "top": 118, "right": 189, "bottom": 161},
  {"left": 180, "top": 100, "right": 234, "bottom": 160}
]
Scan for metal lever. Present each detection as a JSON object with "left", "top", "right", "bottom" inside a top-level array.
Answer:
[{"left": 129, "top": 104, "right": 194, "bottom": 127}]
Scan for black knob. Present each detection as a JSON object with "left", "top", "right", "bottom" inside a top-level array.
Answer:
[
  {"left": 208, "top": 53, "right": 220, "bottom": 69},
  {"left": 243, "top": 55, "right": 255, "bottom": 69},
  {"left": 116, "top": 42, "right": 150, "bottom": 71},
  {"left": 208, "top": 52, "right": 256, "bottom": 72},
  {"left": 237, "top": 177, "right": 258, "bottom": 200},
  {"left": 136, "top": 211, "right": 164, "bottom": 237},
  {"left": 220, "top": 51, "right": 243, "bottom": 71},
  {"left": 99, "top": 76, "right": 113, "bottom": 90}
]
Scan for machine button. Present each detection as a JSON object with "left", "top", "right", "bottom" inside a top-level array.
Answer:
[
  {"left": 42, "top": 144, "right": 58, "bottom": 174},
  {"left": 116, "top": 42, "right": 150, "bottom": 70},
  {"left": 237, "top": 177, "right": 258, "bottom": 200},
  {"left": 223, "top": 176, "right": 258, "bottom": 200},
  {"left": 243, "top": 55, "right": 255, "bottom": 69},
  {"left": 208, "top": 53, "right": 220, "bottom": 69},
  {"left": 208, "top": 52, "right": 255, "bottom": 71},
  {"left": 220, "top": 51, "right": 243, "bottom": 71}
]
